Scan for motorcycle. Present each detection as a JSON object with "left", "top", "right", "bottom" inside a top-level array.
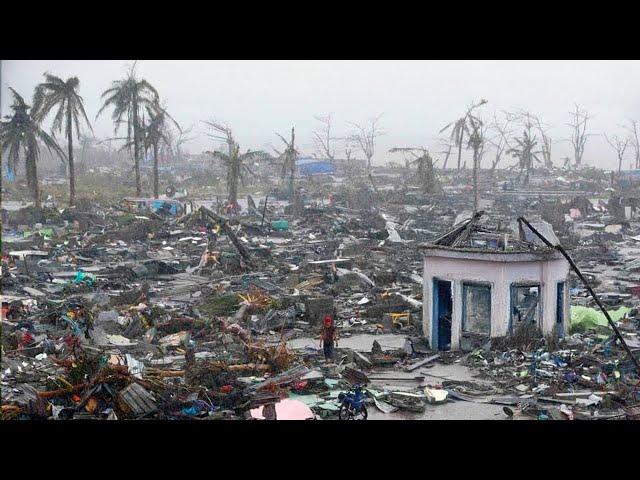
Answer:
[{"left": 338, "top": 384, "right": 368, "bottom": 420}]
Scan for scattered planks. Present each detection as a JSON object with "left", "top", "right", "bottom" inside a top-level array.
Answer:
[
  {"left": 118, "top": 382, "right": 157, "bottom": 417},
  {"left": 404, "top": 354, "right": 440, "bottom": 372}
]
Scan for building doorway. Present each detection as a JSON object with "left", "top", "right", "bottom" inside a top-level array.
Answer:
[
  {"left": 432, "top": 279, "right": 452, "bottom": 350},
  {"left": 556, "top": 281, "right": 565, "bottom": 337}
]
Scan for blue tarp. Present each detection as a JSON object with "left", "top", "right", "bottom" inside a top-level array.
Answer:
[
  {"left": 6, "top": 166, "right": 15, "bottom": 182},
  {"left": 296, "top": 158, "right": 336, "bottom": 177},
  {"left": 620, "top": 170, "right": 640, "bottom": 179},
  {"left": 151, "top": 200, "right": 178, "bottom": 215}
]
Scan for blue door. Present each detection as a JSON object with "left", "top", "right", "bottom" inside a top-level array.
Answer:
[
  {"left": 556, "top": 282, "right": 565, "bottom": 337},
  {"left": 432, "top": 279, "right": 452, "bottom": 350}
]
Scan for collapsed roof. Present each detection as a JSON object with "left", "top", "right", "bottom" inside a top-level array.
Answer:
[{"left": 421, "top": 211, "right": 559, "bottom": 253}]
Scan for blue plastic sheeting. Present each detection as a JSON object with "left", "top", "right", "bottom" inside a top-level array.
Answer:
[
  {"left": 6, "top": 167, "right": 15, "bottom": 182},
  {"left": 151, "top": 200, "right": 178, "bottom": 215},
  {"left": 296, "top": 158, "right": 336, "bottom": 177},
  {"left": 620, "top": 170, "right": 640, "bottom": 179}
]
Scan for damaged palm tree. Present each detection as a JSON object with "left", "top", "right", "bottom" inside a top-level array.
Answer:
[
  {"left": 97, "top": 62, "right": 160, "bottom": 196},
  {"left": 532, "top": 115, "right": 553, "bottom": 169},
  {"left": 141, "top": 100, "right": 181, "bottom": 198},
  {"left": 436, "top": 137, "right": 454, "bottom": 170},
  {"left": 204, "top": 120, "right": 267, "bottom": 211},
  {"left": 0, "top": 88, "right": 66, "bottom": 209},
  {"left": 507, "top": 112, "right": 542, "bottom": 186},
  {"left": 32, "top": 73, "right": 94, "bottom": 206},
  {"left": 348, "top": 115, "right": 385, "bottom": 193},
  {"left": 440, "top": 99, "right": 487, "bottom": 171},
  {"left": 275, "top": 127, "right": 298, "bottom": 199},
  {"left": 466, "top": 113, "right": 486, "bottom": 213},
  {"left": 389, "top": 147, "right": 442, "bottom": 194}
]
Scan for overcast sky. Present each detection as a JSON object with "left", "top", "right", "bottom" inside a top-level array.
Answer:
[{"left": 3, "top": 60, "right": 640, "bottom": 169}]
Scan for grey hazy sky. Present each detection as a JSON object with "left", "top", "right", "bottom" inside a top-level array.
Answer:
[{"left": 3, "top": 60, "right": 640, "bottom": 169}]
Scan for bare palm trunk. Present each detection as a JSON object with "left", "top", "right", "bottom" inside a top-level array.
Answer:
[
  {"left": 367, "top": 156, "right": 379, "bottom": 194},
  {"left": 229, "top": 159, "right": 239, "bottom": 206},
  {"left": 472, "top": 149, "right": 479, "bottom": 213},
  {"left": 153, "top": 142, "right": 159, "bottom": 198},
  {"left": 26, "top": 150, "right": 41, "bottom": 209},
  {"left": 456, "top": 129, "right": 463, "bottom": 171},
  {"left": 442, "top": 145, "right": 451, "bottom": 170},
  {"left": 133, "top": 101, "right": 142, "bottom": 196},
  {"left": 289, "top": 127, "right": 296, "bottom": 196},
  {"left": 67, "top": 110, "right": 76, "bottom": 206}
]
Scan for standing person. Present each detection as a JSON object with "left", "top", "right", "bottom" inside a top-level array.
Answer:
[{"left": 319, "top": 315, "right": 338, "bottom": 363}]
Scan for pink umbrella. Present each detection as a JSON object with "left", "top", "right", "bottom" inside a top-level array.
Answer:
[{"left": 250, "top": 398, "right": 315, "bottom": 420}]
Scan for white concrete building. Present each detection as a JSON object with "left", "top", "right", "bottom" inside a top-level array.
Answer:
[{"left": 420, "top": 216, "right": 570, "bottom": 351}]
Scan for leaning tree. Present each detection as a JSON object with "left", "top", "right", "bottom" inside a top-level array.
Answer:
[{"left": 0, "top": 88, "right": 65, "bottom": 209}]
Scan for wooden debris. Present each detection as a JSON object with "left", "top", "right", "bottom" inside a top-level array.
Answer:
[{"left": 405, "top": 354, "right": 440, "bottom": 372}]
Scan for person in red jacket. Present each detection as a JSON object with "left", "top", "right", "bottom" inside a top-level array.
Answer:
[{"left": 319, "top": 315, "right": 339, "bottom": 363}]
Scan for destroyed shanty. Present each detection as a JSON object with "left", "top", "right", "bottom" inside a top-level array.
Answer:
[
  {"left": 2, "top": 60, "right": 640, "bottom": 422},
  {"left": 421, "top": 213, "right": 571, "bottom": 351}
]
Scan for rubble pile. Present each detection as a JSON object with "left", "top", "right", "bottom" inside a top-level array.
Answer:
[{"left": 2, "top": 166, "right": 640, "bottom": 420}]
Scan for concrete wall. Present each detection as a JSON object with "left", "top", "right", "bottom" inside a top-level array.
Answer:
[{"left": 422, "top": 252, "right": 569, "bottom": 350}]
